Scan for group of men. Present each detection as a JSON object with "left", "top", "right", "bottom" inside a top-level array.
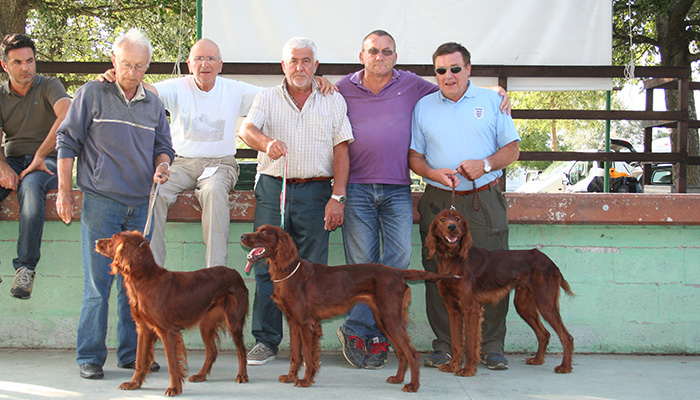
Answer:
[{"left": 0, "top": 28, "right": 519, "bottom": 379}]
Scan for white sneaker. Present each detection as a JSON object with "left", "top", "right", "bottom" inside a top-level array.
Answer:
[{"left": 247, "top": 342, "right": 276, "bottom": 365}]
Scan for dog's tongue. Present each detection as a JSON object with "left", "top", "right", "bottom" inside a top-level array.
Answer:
[
  {"left": 245, "top": 247, "right": 266, "bottom": 272},
  {"left": 445, "top": 235, "right": 460, "bottom": 244}
]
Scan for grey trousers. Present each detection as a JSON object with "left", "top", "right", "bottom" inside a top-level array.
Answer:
[{"left": 148, "top": 155, "right": 239, "bottom": 268}]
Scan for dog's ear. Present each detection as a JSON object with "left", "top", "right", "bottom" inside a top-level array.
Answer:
[
  {"left": 275, "top": 228, "right": 299, "bottom": 259},
  {"left": 426, "top": 217, "right": 438, "bottom": 259},
  {"left": 459, "top": 218, "right": 473, "bottom": 259}
]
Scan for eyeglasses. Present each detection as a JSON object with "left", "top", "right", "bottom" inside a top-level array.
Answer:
[
  {"left": 191, "top": 56, "right": 220, "bottom": 63},
  {"left": 115, "top": 56, "right": 148, "bottom": 72},
  {"left": 435, "top": 66, "right": 463, "bottom": 75},
  {"left": 366, "top": 47, "right": 395, "bottom": 56}
]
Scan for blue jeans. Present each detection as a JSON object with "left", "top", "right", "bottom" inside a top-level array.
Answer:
[
  {"left": 340, "top": 183, "right": 413, "bottom": 341},
  {"left": 250, "top": 174, "right": 331, "bottom": 353},
  {"left": 76, "top": 192, "right": 149, "bottom": 367},
  {"left": 0, "top": 155, "right": 58, "bottom": 272}
]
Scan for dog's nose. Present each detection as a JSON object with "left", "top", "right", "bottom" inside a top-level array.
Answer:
[
  {"left": 240, "top": 233, "right": 247, "bottom": 240},
  {"left": 447, "top": 223, "right": 457, "bottom": 231}
]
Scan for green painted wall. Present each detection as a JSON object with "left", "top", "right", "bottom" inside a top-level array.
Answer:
[{"left": 1, "top": 221, "right": 698, "bottom": 354}]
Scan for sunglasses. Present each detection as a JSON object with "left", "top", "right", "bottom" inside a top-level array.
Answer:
[
  {"left": 366, "top": 47, "right": 395, "bottom": 56},
  {"left": 435, "top": 66, "right": 463, "bottom": 75}
]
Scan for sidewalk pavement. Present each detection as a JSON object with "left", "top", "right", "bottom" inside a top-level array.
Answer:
[{"left": 0, "top": 349, "right": 697, "bottom": 399}]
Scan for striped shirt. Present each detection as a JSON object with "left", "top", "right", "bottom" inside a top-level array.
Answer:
[{"left": 244, "top": 79, "right": 353, "bottom": 179}]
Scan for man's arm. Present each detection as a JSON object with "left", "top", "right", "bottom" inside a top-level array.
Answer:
[
  {"left": 239, "top": 122, "right": 287, "bottom": 160},
  {"left": 55, "top": 157, "right": 75, "bottom": 224},
  {"left": 456, "top": 140, "right": 520, "bottom": 181},
  {"left": 0, "top": 129, "right": 19, "bottom": 190},
  {"left": 18, "top": 97, "right": 72, "bottom": 180},
  {"left": 408, "top": 149, "right": 460, "bottom": 188},
  {"left": 324, "top": 141, "right": 349, "bottom": 231}
]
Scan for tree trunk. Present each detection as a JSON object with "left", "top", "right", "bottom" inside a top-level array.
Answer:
[
  {"left": 0, "top": 0, "right": 31, "bottom": 37},
  {"left": 657, "top": 0, "right": 700, "bottom": 186},
  {"left": 551, "top": 119, "right": 558, "bottom": 152}
]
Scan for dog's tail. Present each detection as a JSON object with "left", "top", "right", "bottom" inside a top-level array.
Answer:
[
  {"left": 560, "top": 278, "right": 575, "bottom": 297},
  {"left": 400, "top": 269, "right": 460, "bottom": 282}
]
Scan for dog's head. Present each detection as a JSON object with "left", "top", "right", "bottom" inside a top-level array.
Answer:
[
  {"left": 240, "top": 225, "right": 298, "bottom": 273},
  {"left": 95, "top": 230, "right": 151, "bottom": 276},
  {"left": 426, "top": 209, "right": 473, "bottom": 260}
]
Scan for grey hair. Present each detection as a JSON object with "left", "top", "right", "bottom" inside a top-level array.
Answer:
[
  {"left": 282, "top": 37, "right": 317, "bottom": 61},
  {"left": 112, "top": 28, "right": 153, "bottom": 62}
]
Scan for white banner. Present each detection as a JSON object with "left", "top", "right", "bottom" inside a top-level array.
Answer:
[{"left": 202, "top": 0, "right": 612, "bottom": 90}]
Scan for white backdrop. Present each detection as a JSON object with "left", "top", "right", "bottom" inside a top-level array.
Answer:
[{"left": 202, "top": 0, "right": 612, "bottom": 90}]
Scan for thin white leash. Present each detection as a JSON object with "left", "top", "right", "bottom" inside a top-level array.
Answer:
[
  {"left": 143, "top": 180, "right": 161, "bottom": 237},
  {"left": 280, "top": 155, "right": 288, "bottom": 229},
  {"left": 272, "top": 261, "right": 301, "bottom": 283}
]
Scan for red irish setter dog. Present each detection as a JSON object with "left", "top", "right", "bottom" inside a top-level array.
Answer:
[
  {"left": 95, "top": 230, "right": 249, "bottom": 397},
  {"left": 426, "top": 209, "right": 574, "bottom": 376},
  {"left": 240, "top": 225, "right": 459, "bottom": 392}
]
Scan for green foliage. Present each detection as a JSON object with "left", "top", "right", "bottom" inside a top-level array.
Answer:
[
  {"left": 612, "top": 0, "right": 700, "bottom": 69},
  {"left": 20, "top": 0, "right": 197, "bottom": 92}
]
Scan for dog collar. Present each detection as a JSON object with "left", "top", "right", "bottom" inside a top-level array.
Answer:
[{"left": 272, "top": 261, "right": 301, "bottom": 283}]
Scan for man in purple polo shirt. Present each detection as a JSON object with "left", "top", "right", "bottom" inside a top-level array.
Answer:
[{"left": 335, "top": 30, "right": 510, "bottom": 370}]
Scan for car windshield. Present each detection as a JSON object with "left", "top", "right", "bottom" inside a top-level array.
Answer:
[{"left": 536, "top": 161, "right": 571, "bottom": 181}]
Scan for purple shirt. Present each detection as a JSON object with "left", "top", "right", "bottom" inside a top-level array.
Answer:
[{"left": 337, "top": 69, "right": 437, "bottom": 185}]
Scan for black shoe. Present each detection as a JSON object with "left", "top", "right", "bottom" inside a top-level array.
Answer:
[
  {"left": 118, "top": 360, "right": 161, "bottom": 372},
  {"left": 337, "top": 327, "right": 365, "bottom": 368},
  {"left": 80, "top": 363, "right": 104, "bottom": 379},
  {"left": 363, "top": 337, "right": 389, "bottom": 369}
]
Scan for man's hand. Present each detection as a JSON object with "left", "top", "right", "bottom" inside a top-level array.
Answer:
[
  {"left": 324, "top": 199, "right": 345, "bottom": 231},
  {"left": 18, "top": 156, "right": 54, "bottom": 180},
  {"left": 154, "top": 162, "right": 170, "bottom": 184},
  {"left": 56, "top": 190, "right": 75, "bottom": 224},
  {"left": 97, "top": 68, "right": 116, "bottom": 83},
  {"left": 428, "top": 168, "right": 460, "bottom": 189},
  {"left": 266, "top": 139, "right": 288, "bottom": 160},
  {"left": 486, "top": 85, "right": 511, "bottom": 115},
  {"left": 457, "top": 160, "right": 486, "bottom": 181},
  {"left": 0, "top": 161, "right": 19, "bottom": 191},
  {"left": 315, "top": 76, "right": 337, "bottom": 96}
]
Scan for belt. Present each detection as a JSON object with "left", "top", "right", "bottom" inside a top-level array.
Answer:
[
  {"left": 432, "top": 177, "right": 500, "bottom": 195},
  {"left": 273, "top": 176, "right": 333, "bottom": 184}
]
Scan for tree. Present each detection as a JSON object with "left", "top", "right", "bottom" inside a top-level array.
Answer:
[
  {"left": 0, "top": 1, "right": 197, "bottom": 72},
  {"left": 509, "top": 90, "right": 637, "bottom": 173},
  {"left": 613, "top": 0, "right": 700, "bottom": 185}
]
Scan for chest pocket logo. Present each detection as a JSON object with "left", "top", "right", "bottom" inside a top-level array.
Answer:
[{"left": 474, "top": 107, "right": 484, "bottom": 119}]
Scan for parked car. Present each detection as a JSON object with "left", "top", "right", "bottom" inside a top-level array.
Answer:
[{"left": 515, "top": 139, "right": 642, "bottom": 193}]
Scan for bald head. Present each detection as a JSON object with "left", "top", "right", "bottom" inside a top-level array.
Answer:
[{"left": 187, "top": 38, "right": 223, "bottom": 92}]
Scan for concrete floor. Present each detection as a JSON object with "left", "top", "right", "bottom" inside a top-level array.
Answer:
[{"left": 0, "top": 349, "right": 698, "bottom": 399}]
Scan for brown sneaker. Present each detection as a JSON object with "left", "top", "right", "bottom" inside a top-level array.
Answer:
[{"left": 10, "top": 267, "right": 35, "bottom": 299}]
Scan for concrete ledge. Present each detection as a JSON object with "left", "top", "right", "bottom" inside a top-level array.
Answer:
[{"left": 2, "top": 190, "right": 700, "bottom": 225}]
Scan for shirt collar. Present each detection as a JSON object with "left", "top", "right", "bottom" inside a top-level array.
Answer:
[
  {"left": 349, "top": 68, "right": 400, "bottom": 92},
  {"left": 114, "top": 79, "right": 146, "bottom": 103},
  {"left": 437, "top": 79, "right": 476, "bottom": 103},
  {"left": 2, "top": 75, "right": 41, "bottom": 96}
]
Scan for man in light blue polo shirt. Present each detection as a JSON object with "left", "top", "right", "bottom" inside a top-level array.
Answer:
[{"left": 409, "top": 42, "right": 520, "bottom": 370}]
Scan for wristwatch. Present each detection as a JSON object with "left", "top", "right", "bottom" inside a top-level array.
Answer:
[
  {"left": 331, "top": 194, "right": 347, "bottom": 204},
  {"left": 483, "top": 159, "right": 492, "bottom": 173}
]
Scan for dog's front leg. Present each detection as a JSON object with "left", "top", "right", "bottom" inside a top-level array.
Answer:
[
  {"left": 437, "top": 284, "right": 463, "bottom": 374},
  {"left": 279, "top": 320, "right": 302, "bottom": 384},
  {"left": 295, "top": 321, "right": 320, "bottom": 387},
  {"left": 161, "top": 330, "right": 187, "bottom": 396},
  {"left": 119, "top": 325, "right": 157, "bottom": 391},
  {"left": 457, "top": 297, "right": 482, "bottom": 377}
]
